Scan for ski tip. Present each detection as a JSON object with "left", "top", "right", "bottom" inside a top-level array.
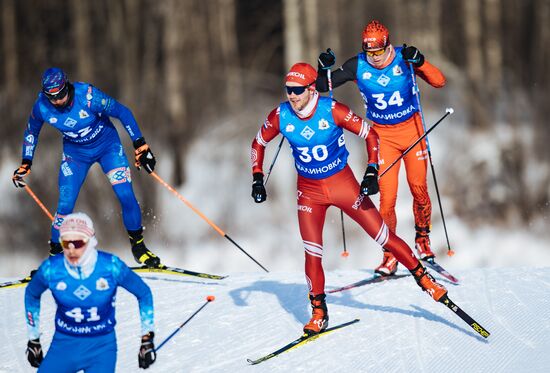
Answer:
[{"left": 206, "top": 295, "right": 215, "bottom": 302}]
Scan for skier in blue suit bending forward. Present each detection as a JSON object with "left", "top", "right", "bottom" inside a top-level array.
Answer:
[{"left": 12, "top": 67, "right": 160, "bottom": 267}]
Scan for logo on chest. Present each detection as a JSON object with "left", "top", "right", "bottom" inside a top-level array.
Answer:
[
  {"left": 300, "top": 126, "right": 315, "bottom": 140},
  {"left": 377, "top": 74, "right": 391, "bottom": 87},
  {"left": 56, "top": 281, "right": 67, "bottom": 291},
  {"left": 79, "top": 110, "right": 89, "bottom": 119},
  {"left": 285, "top": 123, "right": 295, "bottom": 132},
  {"left": 362, "top": 72, "right": 372, "bottom": 80},
  {"left": 73, "top": 284, "right": 92, "bottom": 300},
  {"left": 63, "top": 117, "right": 77, "bottom": 128},
  {"left": 318, "top": 119, "right": 329, "bottom": 130}
]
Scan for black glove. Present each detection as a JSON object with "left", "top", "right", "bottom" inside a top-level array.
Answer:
[
  {"left": 401, "top": 44, "right": 424, "bottom": 67},
  {"left": 138, "top": 332, "right": 156, "bottom": 369},
  {"left": 12, "top": 159, "right": 32, "bottom": 188},
  {"left": 133, "top": 137, "right": 156, "bottom": 174},
  {"left": 318, "top": 48, "right": 336, "bottom": 70},
  {"left": 251, "top": 172, "right": 267, "bottom": 203},
  {"left": 360, "top": 164, "right": 379, "bottom": 196},
  {"left": 26, "top": 338, "right": 43, "bottom": 368}
]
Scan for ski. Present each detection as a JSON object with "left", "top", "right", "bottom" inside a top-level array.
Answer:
[
  {"left": 327, "top": 273, "right": 409, "bottom": 294},
  {"left": 422, "top": 258, "right": 459, "bottom": 283},
  {"left": 1, "top": 265, "right": 226, "bottom": 290},
  {"left": 0, "top": 276, "right": 32, "bottom": 289},
  {"left": 440, "top": 295, "right": 490, "bottom": 338},
  {"left": 246, "top": 319, "right": 360, "bottom": 365},
  {"left": 130, "top": 265, "right": 227, "bottom": 280}
]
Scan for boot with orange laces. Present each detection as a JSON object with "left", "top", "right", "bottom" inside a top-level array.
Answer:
[
  {"left": 415, "top": 225, "right": 435, "bottom": 261},
  {"left": 303, "top": 294, "right": 329, "bottom": 336},
  {"left": 410, "top": 263, "right": 447, "bottom": 301},
  {"left": 375, "top": 250, "right": 398, "bottom": 276}
]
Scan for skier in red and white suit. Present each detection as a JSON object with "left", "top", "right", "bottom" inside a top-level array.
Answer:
[{"left": 250, "top": 62, "right": 447, "bottom": 335}]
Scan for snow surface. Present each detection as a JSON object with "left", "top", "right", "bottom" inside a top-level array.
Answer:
[{"left": 1, "top": 267, "right": 550, "bottom": 372}]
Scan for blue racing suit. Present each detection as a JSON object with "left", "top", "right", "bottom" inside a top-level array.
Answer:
[
  {"left": 25, "top": 249, "right": 154, "bottom": 372},
  {"left": 21, "top": 82, "right": 145, "bottom": 242}
]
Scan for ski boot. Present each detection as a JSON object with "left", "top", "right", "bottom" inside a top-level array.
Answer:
[
  {"left": 129, "top": 228, "right": 161, "bottom": 268},
  {"left": 415, "top": 225, "right": 435, "bottom": 261},
  {"left": 49, "top": 240, "right": 63, "bottom": 256},
  {"left": 410, "top": 263, "right": 447, "bottom": 302},
  {"left": 303, "top": 294, "right": 329, "bottom": 336},
  {"left": 375, "top": 250, "right": 398, "bottom": 276}
]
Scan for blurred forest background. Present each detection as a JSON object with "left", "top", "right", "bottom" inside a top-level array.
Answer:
[{"left": 0, "top": 0, "right": 549, "bottom": 272}]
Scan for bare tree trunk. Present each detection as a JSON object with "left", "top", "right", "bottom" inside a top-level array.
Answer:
[
  {"left": 216, "top": 0, "right": 242, "bottom": 111},
  {"left": 484, "top": 0, "right": 502, "bottom": 95},
  {"left": 71, "top": 0, "right": 93, "bottom": 80},
  {"left": 2, "top": 0, "right": 18, "bottom": 128},
  {"left": 283, "top": 0, "right": 304, "bottom": 68},
  {"left": 163, "top": 0, "right": 187, "bottom": 186},
  {"left": 303, "top": 0, "right": 319, "bottom": 64},
  {"left": 121, "top": 0, "right": 140, "bottom": 105},
  {"left": 464, "top": 0, "right": 488, "bottom": 128}
]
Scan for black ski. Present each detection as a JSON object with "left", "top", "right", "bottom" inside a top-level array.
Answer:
[
  {"left": 327, "top": 274, "right": 409, "bottom": 294},
  {"left": 246, "top": 319, "right": 360, "bottom": 365},
  {"left": 130, "top": 265, "right": 227, "bottom": 280},
  {"left": 1, "top": 265, "right": 226, "bottom": 290},
  {"left": 422, "top": 258, "right": 459, "bottom": 283},
  {"left": 440, "top": 294, "right": 490, "bottom": 338}
]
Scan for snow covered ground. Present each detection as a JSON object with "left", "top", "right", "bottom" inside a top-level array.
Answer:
[{"left": 1, "top": 267, "right": 550, "bottom": 372}]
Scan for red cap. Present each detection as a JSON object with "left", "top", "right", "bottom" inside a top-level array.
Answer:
[
  {"left": 285, "top": 62, "right": 317, "bottom": 86},
  {"left": 362, "top": 20, "right": 390, "bottom": 51}
]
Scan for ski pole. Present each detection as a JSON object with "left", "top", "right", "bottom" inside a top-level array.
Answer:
[
  {"left": 24, "top": 185, "right": 54, "bottom": 221},
  {"left": 408, "top": 63, "right": 454, "bottom": 256},
  {"left": 379, "top": 108, "right": 453, "bottom": 178},
  {"left": 149, "top": 172, "right": 269, "bottom": 272},
  {"left": 326, "top": 59, "right": 348, "bottom": 258},
  {"left": 264, "top": 137, "right": 284, "bottom": 185},
  {"left": 155, "top": 295, "right": 215, "bottom": 352}
]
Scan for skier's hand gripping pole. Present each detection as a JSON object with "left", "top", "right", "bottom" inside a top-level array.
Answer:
[{"left": 149, "top": 172, "right": 269, "bottom": 272}]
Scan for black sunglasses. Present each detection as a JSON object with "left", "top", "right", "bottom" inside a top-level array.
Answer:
[
  {"left": 44, "top": 83, "right": 69, "bottom": 102},
  {"left": 285, "top": 84, "right": 311, "bottom": 95}
]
